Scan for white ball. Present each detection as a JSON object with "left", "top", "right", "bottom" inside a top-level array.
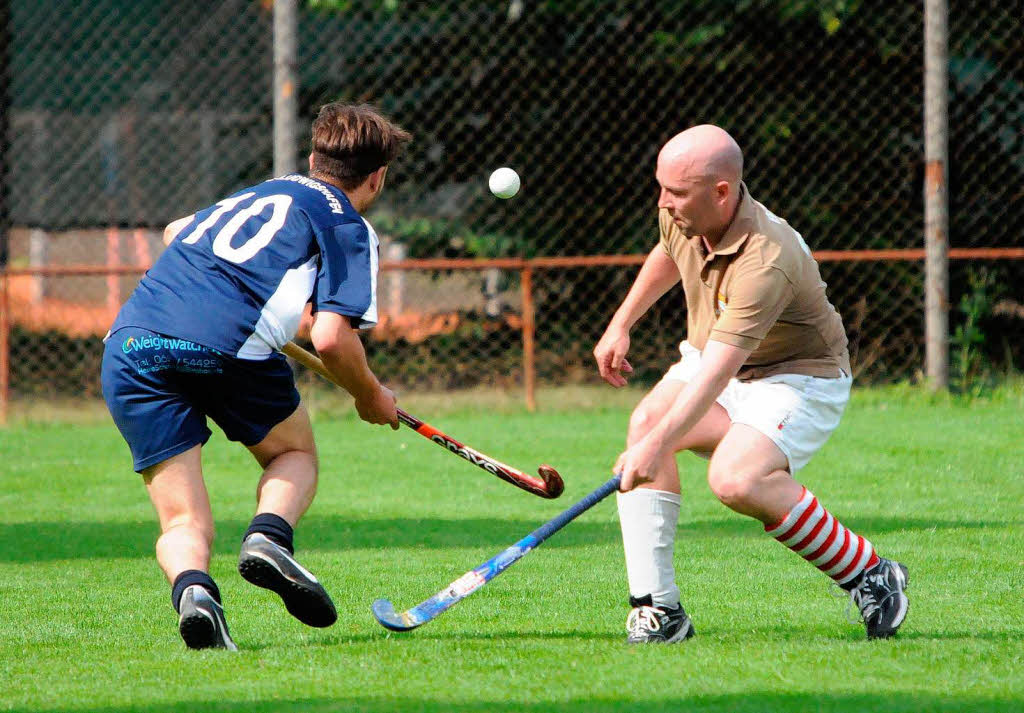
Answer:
[{"left": 488, "top": 167, "right": 520, "bottom": 199}]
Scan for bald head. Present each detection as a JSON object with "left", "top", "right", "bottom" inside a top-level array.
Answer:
[
  {"left": 655, "top": 125, "right": 744, "bottom": 242},
  {"left": 659, "top": 125, "right": 743, "bottom": 184}
]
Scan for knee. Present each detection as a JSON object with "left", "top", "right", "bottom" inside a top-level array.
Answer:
[
  {"left": 628, "top": 406, "right": 660, "bottom": 445},
  {"left": 707, "top": 464, "right": 759, "bottom": 510}
]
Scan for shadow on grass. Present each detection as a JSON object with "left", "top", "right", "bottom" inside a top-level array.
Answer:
[
  {"left": 0, "top": 515, "right": 1010, "bottom": 563},
  {"left": 0, "top": 517, "right": 620, "bottom": 563},
  {"left": 24, "top": 693, "right": 1024, "bottom": 713}
]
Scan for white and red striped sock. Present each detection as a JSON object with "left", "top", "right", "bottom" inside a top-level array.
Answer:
[{"left": 765, "top": 487, "right": 880, "bottom": 587}]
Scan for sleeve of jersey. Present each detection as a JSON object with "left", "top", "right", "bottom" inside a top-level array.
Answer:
[
  {"left": 709, "top": 264, "right": 794, "bottom": 351},
  {"left": 311, "top": 220, "right": 379, "bottom": 329}
]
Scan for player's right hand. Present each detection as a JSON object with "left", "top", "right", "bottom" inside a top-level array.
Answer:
[
  {"left": 593, "top": 328, "right": 634, "bottom": 388},
  {"left": 355, "top": 385, "right": 399, "bottom": 430}
]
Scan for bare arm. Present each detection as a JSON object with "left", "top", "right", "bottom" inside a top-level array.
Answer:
[
  {"left": 594, "top": 246, "right": 680, "bottom": 387},
  {"left": 608, "top": 245, "right": 681, "bottom": 332},
  {"left": 309, "top": 311, "right": 398, "bottom": 429},
  {"left": 649, "top": 340, "right": 749, "bottom": 446},
  {"left": 616, "top": 339, "right": 751, "bottom": 490},
  {"left": 163, "top": 215, "right": 196, "bottom": 245}
]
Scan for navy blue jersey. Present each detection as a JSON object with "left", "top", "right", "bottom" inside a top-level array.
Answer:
[{"left": 111, "top": 174, "right": 379, "bottom": 359}]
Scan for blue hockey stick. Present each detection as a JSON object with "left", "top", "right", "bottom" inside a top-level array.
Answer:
[
  {"left": 373, "top": 475, "right": 621, "bottom": 631},
  {"left": 372, "top": 475, "right": 618, "bottom": 626}
]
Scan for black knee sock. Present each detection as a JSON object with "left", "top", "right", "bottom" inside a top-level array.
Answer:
[
  {"left": 171, "top": 570, "right": 221, "bottom": 613},
  {"left": 244, "top": 513, "right": 294, "bottom": 554}
]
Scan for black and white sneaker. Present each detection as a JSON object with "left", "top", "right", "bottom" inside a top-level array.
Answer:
[
  {"left": 178, "top": 584, "right": 238, "bottom": 651},
  {"left": 845, "top": 558, "right": 909, "bottom": 639},
  {"left": 625, "top": 594, "right": 695, "bottom": 644},
  {"left": 238, "top": 533, "right": 337, "bottom": 628}
]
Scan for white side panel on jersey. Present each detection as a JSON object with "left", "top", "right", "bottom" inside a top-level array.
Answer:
[
  {"left": 237, "top": 255, "right": 318, "bottom": 360},
  {"left": 357, "top": 217, "right": 380, "bottom": 329}
]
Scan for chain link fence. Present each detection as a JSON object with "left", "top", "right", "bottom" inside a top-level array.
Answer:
[{"left": 1, "top": 0, "right": 1022, "bottom": 409}]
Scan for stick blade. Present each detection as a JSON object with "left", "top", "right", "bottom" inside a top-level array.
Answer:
[
  {"left": 537, "top": 464, "right": 565, "bottom": 498},
  {"left": 372, "top": 598, "right": 421, "bottom": 632}
]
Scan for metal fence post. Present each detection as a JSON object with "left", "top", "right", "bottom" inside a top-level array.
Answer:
[
  {"left": 0, "top": 1, "right": 8, "bottom": 424},
  {"left": 273, "top": 0, "right": 298, "bottom": 177},
  {"left": 0, "top": 0, "right": 8, "bottom": 272},
  {"left": 924, "top": 0, "right": 950, "bottom": 390}
]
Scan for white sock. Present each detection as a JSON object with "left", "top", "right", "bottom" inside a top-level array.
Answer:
[{"left": 616, "top": 488, "right": 681, "bottom": 607}]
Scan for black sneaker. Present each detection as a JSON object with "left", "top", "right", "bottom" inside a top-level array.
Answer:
[
  {"left": 238, "top": 533, "right": 337, "bottom": 628},
  {"left": 625, "top": 594, "right": 695, "bottom": 644},
  {"left": 178, "top": 584, "right": 238, "bottom": 651},
  {"left": 845, "top": 558, "right": 909, "bottom": 639}
]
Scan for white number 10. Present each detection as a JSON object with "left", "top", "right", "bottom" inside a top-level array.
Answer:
[{"left": 180, "top": 192, "right": 293, "bottom": 264}]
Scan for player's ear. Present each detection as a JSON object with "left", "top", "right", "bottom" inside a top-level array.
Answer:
[{"left": 371, "top": 165, "right": 388, "bottom": 194}]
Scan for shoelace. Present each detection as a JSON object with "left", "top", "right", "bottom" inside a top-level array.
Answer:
[
  {"left": 626, "top": 605, "right": 664, "bottom": 635},
  {"left": 835, "top": 570, "right": 889, "bottom": 624}
]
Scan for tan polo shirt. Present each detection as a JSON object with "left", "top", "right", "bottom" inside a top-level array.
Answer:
[{"left": 660, "top": 183, "right": 850, "bottom": 380}]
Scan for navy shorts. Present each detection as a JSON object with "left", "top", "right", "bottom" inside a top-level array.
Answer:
[{"left": 101, "top": 328, "right": 301, "bottom": 472}]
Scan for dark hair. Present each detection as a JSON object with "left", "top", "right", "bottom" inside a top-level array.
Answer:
[{"left": 310, "top": 102, "right": 411, "bottom": 190}]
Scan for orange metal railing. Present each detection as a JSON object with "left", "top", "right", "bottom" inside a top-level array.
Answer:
[{"left": 2, "top": 246, "right": 1024, "bottom": 424}]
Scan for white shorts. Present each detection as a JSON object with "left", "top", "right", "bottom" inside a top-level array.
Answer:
[{"left": 662, "top": 341, "right": 852, "bottom": 473}]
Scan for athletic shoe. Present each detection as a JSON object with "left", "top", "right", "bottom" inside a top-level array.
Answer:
[
  {"left": 845, "top": 558, "right": 909, "bottom": 639},
  {"left": 625, "top": 594, "right": 695, "bottom": 644},
  {"left": 238, "top": 533, "right": 337, "bottom": 628},
  {"left": 177, "top": 584, "right": 238, "bottom": 651}
]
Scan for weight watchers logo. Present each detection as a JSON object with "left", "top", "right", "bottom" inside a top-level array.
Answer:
[{"left": 122, "top": 336, "right": 209, "bottom": 353}]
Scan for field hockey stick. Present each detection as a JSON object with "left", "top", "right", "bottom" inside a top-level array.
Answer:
[
  {"left": 281, "top": 341, "right": 564, "bottom": 499},
  {"left": 372, "top": 474, "right": 621, "bottom": 631}
]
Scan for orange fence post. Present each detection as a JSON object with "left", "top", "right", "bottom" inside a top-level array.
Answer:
[
  {"left": 133, "top": 228, "right": 152, "bottom": 267},
  {"left": 0, "top": 270, "right": 10, "bottom": 426},
  {"left": 521, "top": 265, "right": 536, "bottom": 412}
]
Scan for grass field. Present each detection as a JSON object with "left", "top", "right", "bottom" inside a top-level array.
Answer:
[{"left": 2, "top": 385, "right": 1022, "bottom": 713}]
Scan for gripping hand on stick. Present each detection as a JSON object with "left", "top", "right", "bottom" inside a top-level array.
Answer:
[
  {"left": 613, "top": 434, "right": 668, "bottom": 492},
  {"left": 355, "top": 385, "right": 399, "bottom": 430}
]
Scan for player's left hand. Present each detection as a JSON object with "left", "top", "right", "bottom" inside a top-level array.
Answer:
[{"left": 614, "top": 435, "right": 666, "bottom": 491}]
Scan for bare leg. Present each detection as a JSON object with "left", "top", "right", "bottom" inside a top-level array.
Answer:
[
  {"left": 627, "top": 378, "right": 732, "bottom": 494},
  {"left": 706, "top": 424, "right": 800, "bottom": 524},
  {"left": 247, "top": 404, "right": 318, "bottom": 526},
  {"left": 706, "top": 423, "right": 889, "bottom": 611},
  {"left": 143, "top": 444, "right": 237, "bottom": 649},
  {"left": 142, "top": 445, "right": 213, "bottom": 582},
  {"left": 241, "top": 402, "right": 336, "bottom": 628}
]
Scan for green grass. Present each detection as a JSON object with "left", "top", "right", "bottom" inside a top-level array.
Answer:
[{"left": 1, "top": 385, "right": 1023, "bottom": 713}]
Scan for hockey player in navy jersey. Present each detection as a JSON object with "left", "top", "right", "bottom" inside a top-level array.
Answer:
[{"left": 101, "top": 103, "right": 411, "bottom": 650}]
